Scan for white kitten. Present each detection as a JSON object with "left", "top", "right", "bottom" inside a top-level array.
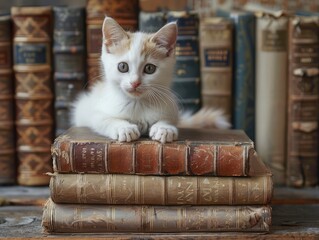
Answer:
[
  {"left": 72, "top": 17, "right": 230, "bottom": 143},
  {"left": 72, "top": 17, "right": 179, "bottom": 143}
]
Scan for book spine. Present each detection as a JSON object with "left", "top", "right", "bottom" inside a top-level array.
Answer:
[
  {"left": 255, "top": 15, "right": 288, "bottom": 186},
  {"left": 217, "top": 10, "right": 256, "bottom": 141},
  {"left": 42, "top": 199, "right": 271, "bottom": 233},
  {"left": 139, "top": 11, "right": 166, "bottom": 33},
  {"left": 12, "top": 6, "right": 53, "bottom": 186},
  {"left": 86, "top": 0, "right": 139, "bottom": 19},
  {"left": 199, "top": 17, "right": 233, "bottom": 120},
  {"left": 286, "top": 17, "right": 319, "bottom": 187},
  {"left": 86, "top": 0, "right": 138, "bottom": 86},
  {"left": 52, "top": 138, "right": 253, "bottom": 176},
  {"left": 168, "top": 11, "right": 201, "bottom": 114},
  {"left": 53, "top": 7, "right": 86, "bottom": 136},
  {"left": 0, "top": 15, "right": 15, "bottom": 185},
  {"left": 50, "top": 173, "right": 273, "bottom": 205},
  {"left": 139, "top": 0, "right": 190, "bottom": 12}
]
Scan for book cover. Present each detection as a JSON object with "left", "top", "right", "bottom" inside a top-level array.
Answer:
[
  {"left": 286, "top": 16, "right": 319, "bottom": 187},
  {"left": 50, "top": 173, "right": 272, "bottom": 205},
  {"left": 0, "top": 14, "right": 15, "bottom": 185},
  {"left": 167, "top": 11, "right": 201, "bottom": 114},
  {"left": 216, "top": 9, "right": 256, "bottom": 141},
  {"left": 12, "top": 6, "right": 54, "bottom": 186},
  {"left": 254, "top": 11, "right": 289, "bottom": 185},
  {"left": 199, "top": 17, "right": 233, "bottom": 120},
  {"left": 53, "top": 6, "right": 86, "bottom": 136},
  {"left": 42, "top": 199, "right": 271, "bottom": 233},
  {"left": 51, "top": 126, "right": 270, "bottom": 177}
]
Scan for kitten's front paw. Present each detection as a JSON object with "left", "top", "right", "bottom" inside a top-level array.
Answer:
[
  {"left": 115, "top": 124, "right": 140, "bottom": 142},
  {"left": 149, "top": 123, "right": 178, "bottom": 143}
]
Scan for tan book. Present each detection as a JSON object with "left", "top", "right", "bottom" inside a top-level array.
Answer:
[
  {"left": 254, "top": 11, "right": 289, "bottom": 185},
  {"left": 50, "top": 173, "right": 272, "bottom": 205},
  {"left": 286, "top": 16, "right": 319, "bottom": 187},
  {"left": 11, "top": 6, "right": 54, "bottom": 186},
  {"left": 199, "top": 17, "right": 233, "bottom": 120},
  {"left": 42, "top": 199, "right": 271, "bottom": 233}
]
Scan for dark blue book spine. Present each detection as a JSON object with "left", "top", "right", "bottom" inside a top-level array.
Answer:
[
  {"left": 167, "top": 12, "right": 201, "bottom": 113},
  {"left": 53, "top": 6, "right": 86, "bottom": 136},
  {"left": 217, "top": 10, "right": 256, "bottom": 141},
  {"left": 138, "top": 11, "right": 166, "bottom": 33}
]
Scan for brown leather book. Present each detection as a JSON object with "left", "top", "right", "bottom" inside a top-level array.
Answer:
[
  {"left": 52, "top": 127, "right": 270, "bottom": 177},
  {"left": 86, "top": 0, "right": 138, "bottom": 86},
  {"left": 42, "top": 198, "right": 271, "bottom": 233},
  {"left": 50, "top": 173, "right": 272, "bottom": 205},
  {"left": 287, "top": 16, "right": 319, "bottom": 187},
  {"left": 0, "top": 14, "right": 15, "bottom": 184},
  {"left": 199, "top": 17, "right": 233, "bottom": 120},
  {"left": 86, "top": 0, "right": 139, "bottom": 19},
  {"left": 12, "top": 6, "right": 54, "bottom": 186},
  {"left": 139, "top": 0, "right": 190, "bottom": 12}
]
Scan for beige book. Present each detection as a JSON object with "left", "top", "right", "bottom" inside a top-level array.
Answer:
[
  {"left": 255, "top": 12, "right": 289, "bottom": 185},
  {"left": 42, "top": 199, "right": 271, "bottom": 233},
  {"left": 50, "top": 173, "right": 273, "bottom": 205}
]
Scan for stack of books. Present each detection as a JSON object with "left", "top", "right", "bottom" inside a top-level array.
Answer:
[{"left": 42, "top": 127, "right": 272, "bottom": 233}]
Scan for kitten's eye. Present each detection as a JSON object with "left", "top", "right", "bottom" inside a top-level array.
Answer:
[
  {"left": 144, "top": 64, "right": 156, "bottom": 74},
  {"left": 118, "top": 62, "right": 129, "bottom": 73}
]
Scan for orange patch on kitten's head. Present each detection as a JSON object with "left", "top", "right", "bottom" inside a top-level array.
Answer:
[{"left": 102, "top": 17, "right": 177, "bottom": 59}]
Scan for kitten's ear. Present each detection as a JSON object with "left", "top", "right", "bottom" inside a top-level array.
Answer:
[
  {"left": 151, "top": 22, "right": 177, "bottom": 56},
  {"left": 102, "top": 17, "right": 129, "bottom": 51}
]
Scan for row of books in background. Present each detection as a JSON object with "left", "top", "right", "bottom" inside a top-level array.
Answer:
[{"left": 0, "top": 0, "right": 318, "bottom": 188}]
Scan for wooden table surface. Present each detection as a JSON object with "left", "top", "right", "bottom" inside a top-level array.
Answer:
[{"left": 0, "top": 186, "right": 319, "bottom": 239}]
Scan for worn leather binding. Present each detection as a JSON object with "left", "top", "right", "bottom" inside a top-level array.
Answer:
[
  {"left": 0, "top": 15, "right": 15, "bottom": 184},
  {"left": 51, "top": 127, "right": 270, "bottom": 177},
  {"left": 287, "top": 16, "right": 319, "bottom": 187},
  {"left": 255, "top": 11, "right": 289, "bottom": 186},
  {"left": 12, "top": 6, "right": 53, "bottom": 186},
  {"left": 50, "top": 172, "right": 272, "bottom": 205},
  {"left": 168, "top": 11, "right": 201, "bottom": 114},
  {"left": 86, "top": 0, "right": 138, "bottom": 86},
  {"left": 139, "top": 0, "right": 190, "bottom": 12},
  {"left": 42, "top": 198, "right": 271, "bottom": 233},
  {"left": 53, "top": 7, "right": 86, "bottom": 136}
]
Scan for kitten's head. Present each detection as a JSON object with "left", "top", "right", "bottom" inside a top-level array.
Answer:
[{"left": 101, "top": 17, "right": 177, "bottom": 99}]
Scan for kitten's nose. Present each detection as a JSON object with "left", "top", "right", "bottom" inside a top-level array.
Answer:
[{"left": 131, "top": 81, "right": 141, "bottom": 89}]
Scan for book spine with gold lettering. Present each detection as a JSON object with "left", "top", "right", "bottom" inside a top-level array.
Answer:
[
  {"left": 86, "top": 0, "right": 139, "bottom": 86},
  {"left": 53, "top": 6, "right": 86, "bottom": 136},
  {"left": 168, "top": 11, "right": 201, "bottom": 114},
  {"left": 50, "top": 173, "right": 273, "bottom": 205},
  {"left": 286, "top": 16, "right": 319, "bottom": 187},
  {"left": 199, "top": 17, "right": 233, "bottom": 120},
  {"left": 11, "top": 6, "right": 54, "bottom": 186},
  {"left": 0, "top": 15, "right": 16, "bottom": 185},
  {"left": 42, "top": 198, "right": 271, "bottom": 233}
]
